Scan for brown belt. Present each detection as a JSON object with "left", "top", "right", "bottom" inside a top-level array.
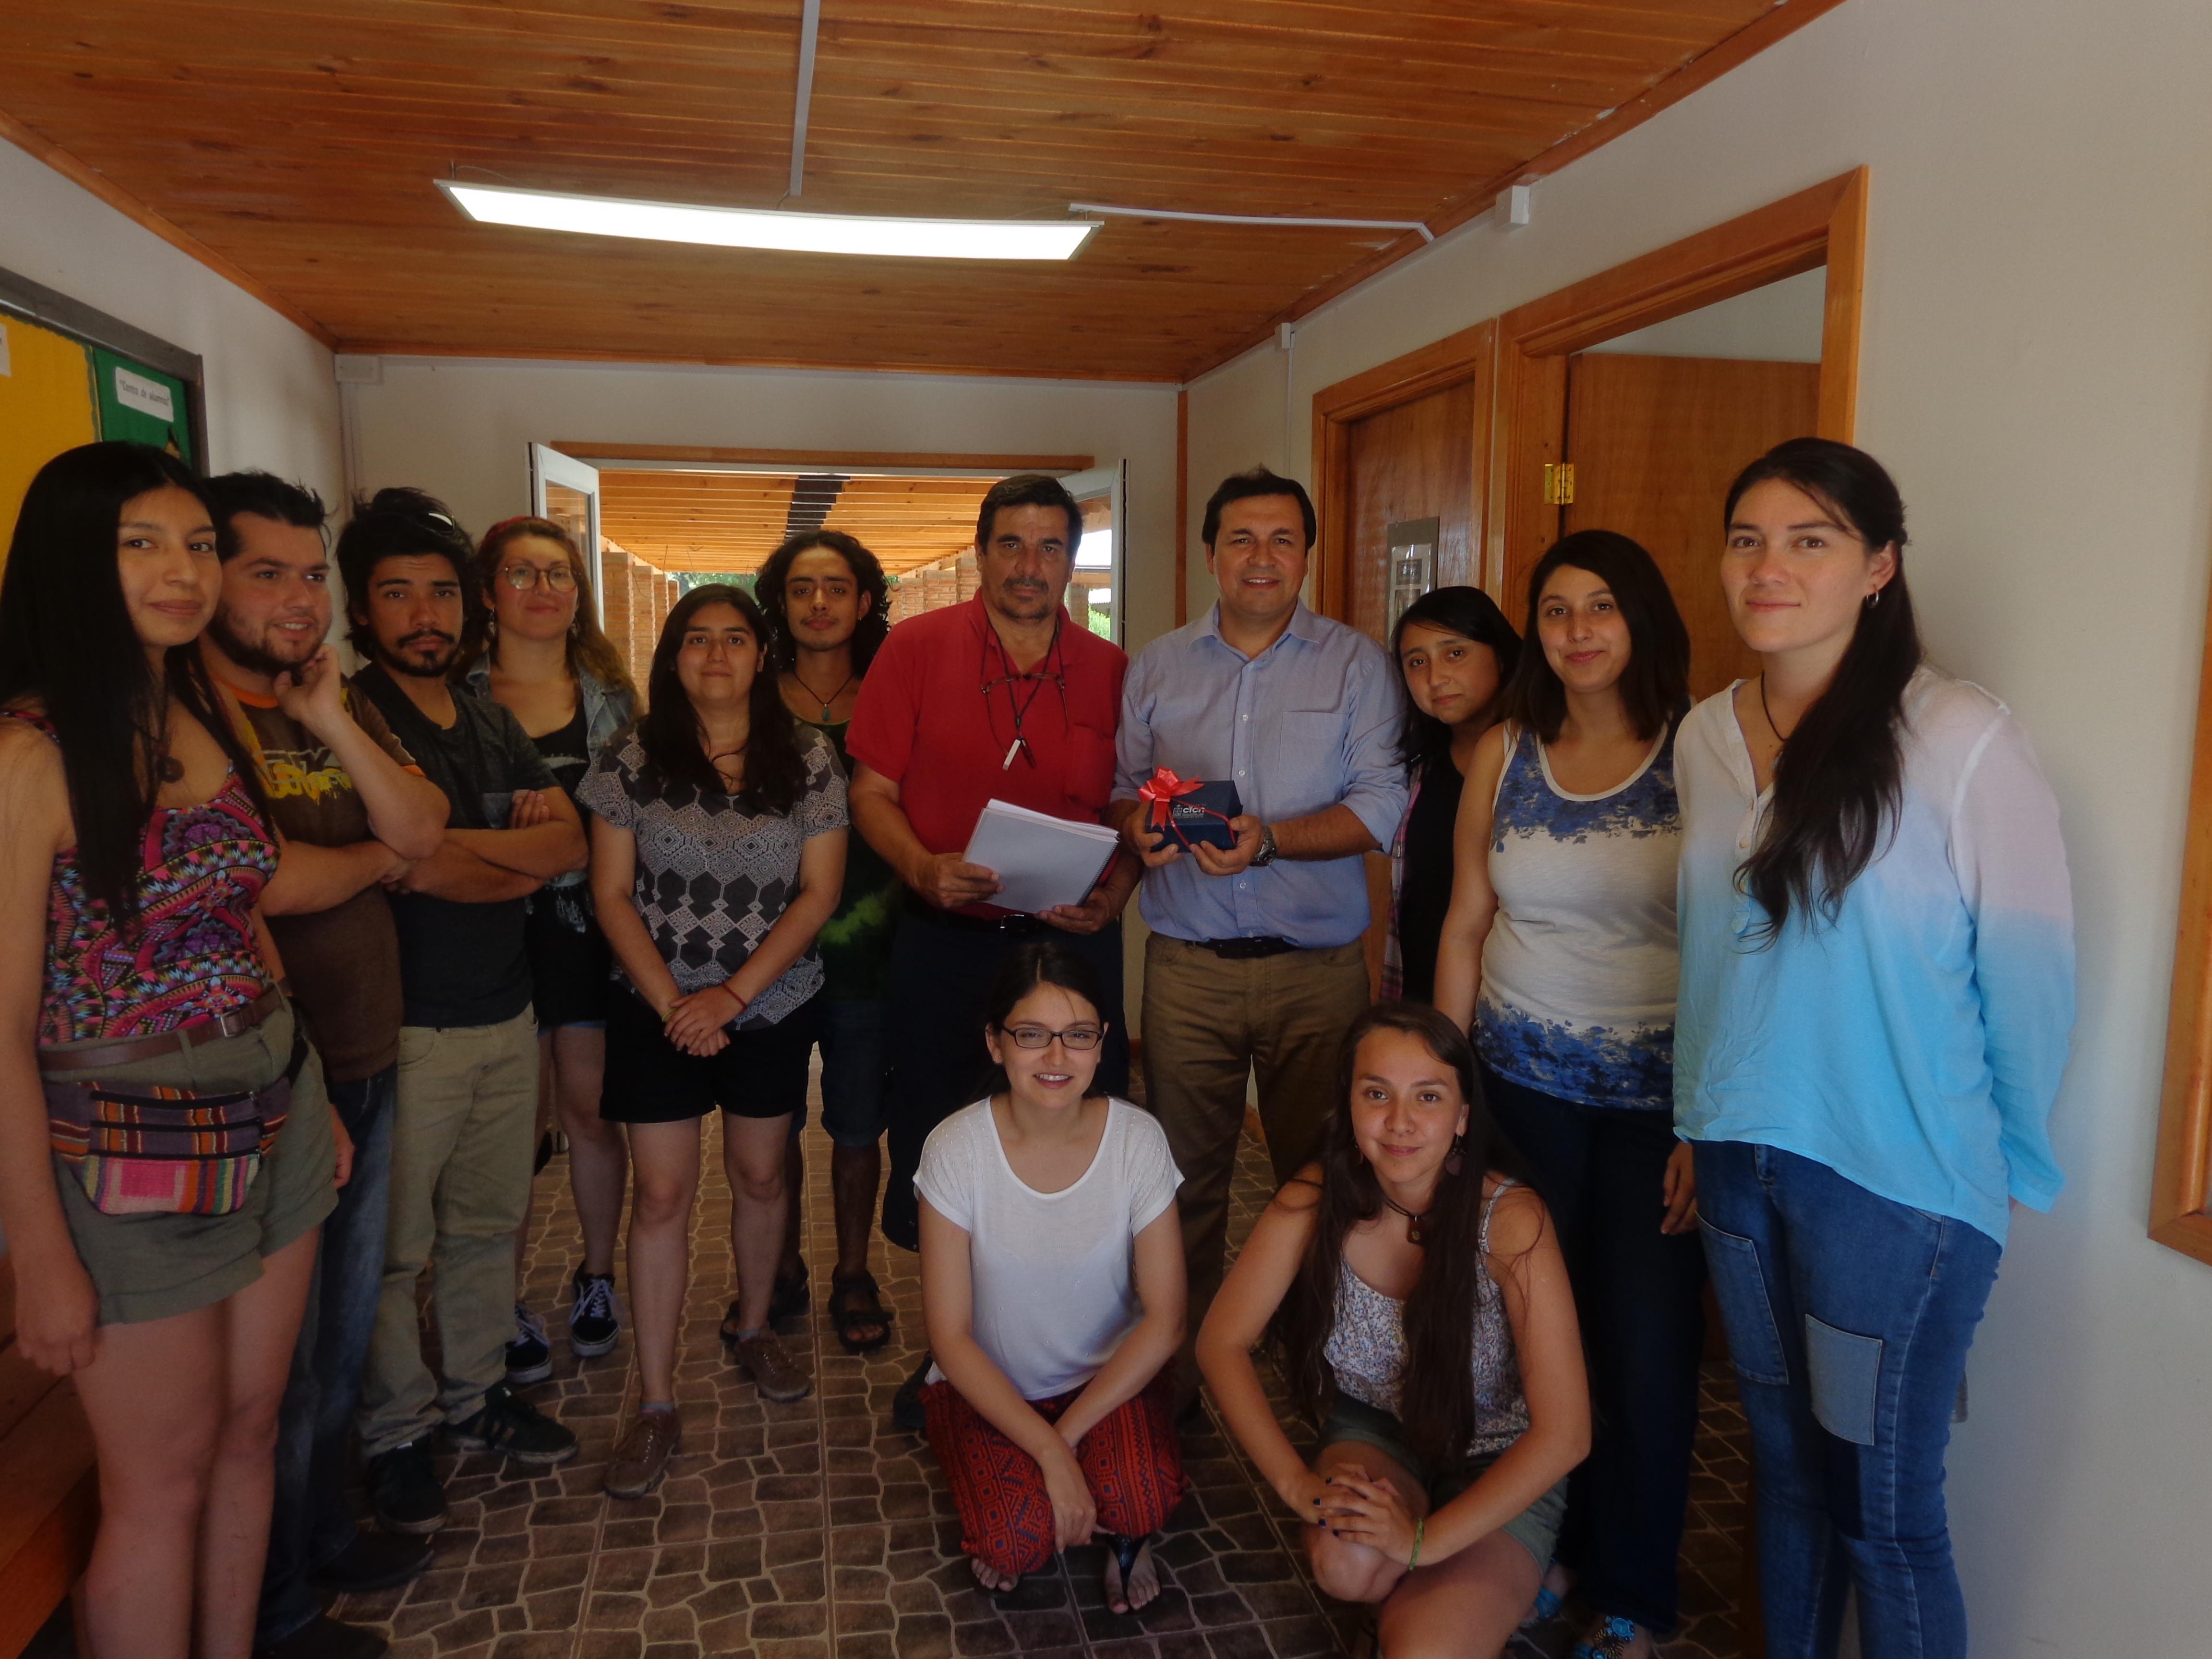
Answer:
[{"left": 39, "top": 984, "right": 288, "bottom": 1074}]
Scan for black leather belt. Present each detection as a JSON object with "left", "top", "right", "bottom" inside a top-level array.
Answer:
[
  {"left": 1196, "top": 936, "right": 1299, "bottom": 960},
  {"left": 905, "top": 894, "right": 1050, "bottom": 936}
]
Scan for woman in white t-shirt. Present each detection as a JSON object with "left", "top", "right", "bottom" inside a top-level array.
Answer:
[{"left": 916, "top": 939, "right": 1187, "bottom": 1615}]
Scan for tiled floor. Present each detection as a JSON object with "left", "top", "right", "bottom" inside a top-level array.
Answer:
[{"left": 328, "top": 1109, "right": 1752, "bottom": 1659}]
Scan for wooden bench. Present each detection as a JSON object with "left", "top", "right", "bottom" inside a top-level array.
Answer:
[{"left": 0, "top": 1256, "right": 98, "bottom": 1659}]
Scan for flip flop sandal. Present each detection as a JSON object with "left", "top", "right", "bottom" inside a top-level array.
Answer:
[
  {"left": 969, "top": 1557, "right": 1020, "bottom": 1597},
  {"left": 1106, "top": 1533, "right": 1152, "bottom": 1615},
  {"left": 828, "top": 1271, "right": 894, "bottom": 1355},
  {"left": 769, "top": 1265, "right": 810, "bottom": 1334},
  {"left": 719, "top": 1271, "right": 810, "bottom": 1350},
  {"left": 1522, "top": 1582, "right": 1565, "bottom": 1627}
]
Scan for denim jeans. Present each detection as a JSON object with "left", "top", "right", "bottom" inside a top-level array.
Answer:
[
  {"left": 1694, "top": 1140, "right": 2001, "bottom": 1659},
  {"left": 1484, "top": 1069, "right": 1705, "bottom": 1635},
  {"left": 257, "top": 1065, "right": 397, "bottom": 1647}
]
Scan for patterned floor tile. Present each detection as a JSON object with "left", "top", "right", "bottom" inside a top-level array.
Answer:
[{"left": 327, "top": 1074, "right": 1748, "bottom": 1659}]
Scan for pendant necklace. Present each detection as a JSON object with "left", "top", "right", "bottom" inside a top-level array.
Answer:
[
  {"left": 1758, "top": 674, "right": 1794, "bottom": 743},
  {"left": 791, "top": 667, "right": 855, "bottom": 721},
  {"left": 1380, "top": 1194, "right": 1432, "bottom": 1247}
]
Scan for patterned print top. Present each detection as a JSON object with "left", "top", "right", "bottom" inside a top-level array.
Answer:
[
  {"left": 578, "top": 724, "right": 847, "bottom": 1029},
  {"left": 1322, "top": 1179, "right": 1531, "bottom": 1458},
  {"left": 7, "top": 712, "right": 278, "bottom": 1046},
  {"left": 1476, "top": 722, "right": 1681, "bottom": 1109}
]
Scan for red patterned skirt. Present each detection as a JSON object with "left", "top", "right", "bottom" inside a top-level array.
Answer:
[{"left": 921, "top": 1372, "right": 1186, "bottom": 1576}]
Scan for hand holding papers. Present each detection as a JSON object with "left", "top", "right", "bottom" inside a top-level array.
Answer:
[{"left": 962, "top": 800, "right": 1121, "bottom": 915}]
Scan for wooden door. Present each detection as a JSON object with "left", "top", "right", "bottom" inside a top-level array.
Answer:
[
  {"left": 1563, "top": 353, "right": 1820, "bottom": 698},
  {"left": 1343, "top": 378, "right": 1477, "bottom": 645}
]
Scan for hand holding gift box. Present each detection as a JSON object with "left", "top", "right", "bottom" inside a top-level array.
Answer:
[{"left": 1138, "top": 767, "right": 1243, "bottom": 853}]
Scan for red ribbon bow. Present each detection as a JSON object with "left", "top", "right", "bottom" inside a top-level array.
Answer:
[{"left": 1139, "top": 767, "right": 1231, "bottom": 849}]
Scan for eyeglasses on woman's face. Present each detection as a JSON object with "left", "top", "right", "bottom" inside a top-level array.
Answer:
[
  {"left": 499, "top": 562, "right": 577, "bottom": 593},
  {"left": 998, "top": 1022, "right": 1104, "bottom": 1051}
]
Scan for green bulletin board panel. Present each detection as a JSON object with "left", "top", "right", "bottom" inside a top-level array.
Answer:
[{"left": 91, "top": 346, "right": 195, "bottom": 465}]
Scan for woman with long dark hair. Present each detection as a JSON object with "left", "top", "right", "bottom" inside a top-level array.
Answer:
[
  {"left": 752, "top": 529, "right": 904, "bottom": 1354},
  {"left": 1679, "top": 439, "right": 2073, "bottom": 1659},
  {"left": 0, "top": 442, "right": 338, "bottom": 1658},
  {"left": 915, "top": 939, "right": 1186, "bottom": 1613},
  {"left": 1199, "top": 1004, "right": 1588, "bottom": 1659},
  {"left": 1382, "top": 587, "right": 1520, "bottom": 1003},
  {"left": 1431, "top": 531, "right": 1699, "bottom": 1658},
  {"left": 458, "top": 515, "right": 638, "bottom": 1384},
  {"left": 580, "top": 584, "right": 846, "bottom": 1496}
]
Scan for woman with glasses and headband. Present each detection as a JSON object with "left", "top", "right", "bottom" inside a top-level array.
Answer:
[
  {"left": 916, "top": 939, "right": 1187, "bottom": 1616},
  {"left": 459, "top": 517, "right": 637, "bottom": 1384}
]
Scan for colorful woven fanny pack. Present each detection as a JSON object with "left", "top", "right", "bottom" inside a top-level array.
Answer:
[{"left": 45, "top": 1036, "right": 304, "bottom": 1217}]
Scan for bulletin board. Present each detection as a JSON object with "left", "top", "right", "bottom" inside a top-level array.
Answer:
[{"left": 0, "top": 264, "right": 206, "bottom": 570}]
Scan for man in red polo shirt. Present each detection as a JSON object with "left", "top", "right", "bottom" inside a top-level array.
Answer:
[{"left": 846, "top": 472, "right": 1138, "bottom": 1420}]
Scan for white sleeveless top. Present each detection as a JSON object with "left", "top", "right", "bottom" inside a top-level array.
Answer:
[{"left": 1476, "top": 723, "right": 1681, "bottom": 1109}]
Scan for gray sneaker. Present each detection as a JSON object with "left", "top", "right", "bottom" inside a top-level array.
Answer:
[
  {"left": 604, "top": 1408, "right": 681, "bottom": 1499},
  {"left": 732, "top": 1331, "right": 812, "bottom": 1402}
]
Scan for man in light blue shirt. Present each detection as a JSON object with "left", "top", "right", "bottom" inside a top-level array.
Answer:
[{"left": 1109, "top": 468, "right": 1406, "bottom": 1367}]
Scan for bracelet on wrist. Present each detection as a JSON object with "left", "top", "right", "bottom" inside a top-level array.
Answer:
[{"left": 1407, "top": 1517, "right": 1424, "bottom": 1569}]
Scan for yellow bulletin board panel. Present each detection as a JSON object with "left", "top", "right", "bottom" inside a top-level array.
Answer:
[{"left": 0, "top": 313, "right": 100, "bottom": 558}]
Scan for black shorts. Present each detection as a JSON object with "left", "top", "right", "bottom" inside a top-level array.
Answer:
[
  {"left": 526, "top": 891, "right": 613, "bottom": 1029},
  {"left": 600, "top": 986, "right": 818, "bottom": 1124}
]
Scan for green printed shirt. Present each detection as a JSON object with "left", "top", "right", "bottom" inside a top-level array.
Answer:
[{"left": 805, "top": 716, "right": 903, "bottom": 1001}]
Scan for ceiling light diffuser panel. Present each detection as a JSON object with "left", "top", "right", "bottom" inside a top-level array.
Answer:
[{"left": 437, "top": 182, "right": 1100, "bottom": 262}]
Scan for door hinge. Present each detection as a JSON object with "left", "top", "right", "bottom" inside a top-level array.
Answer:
[{"left": 1542, "top": 461, "right": 1576, "bottom": 506}]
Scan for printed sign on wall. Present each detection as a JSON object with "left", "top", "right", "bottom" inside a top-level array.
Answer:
[{"left": 93, "top": 346, "right": 194, "bottom": 463}]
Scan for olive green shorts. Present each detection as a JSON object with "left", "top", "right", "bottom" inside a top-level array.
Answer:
[
  {"left": 44, "top": 1002, "right": 338, "bottom": 1327},
  {"left": 1320, "top": 1394, "right": 1568, "bottom": 1571}
]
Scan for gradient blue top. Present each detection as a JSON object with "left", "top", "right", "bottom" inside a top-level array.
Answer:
[
  {"left": 1673, "top": 669, "right": 2075, "bottom": 1245},
  {"left": 1113, "top": 601, "right": 1406, "bottom": 950}
]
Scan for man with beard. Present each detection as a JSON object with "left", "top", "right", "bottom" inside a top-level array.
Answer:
[
  {"left": 844, "top": 472, "right": 1138, "bottom": 1428},
  {"left": 201, "top": 472, "right": 448, "bottom": 1659},
  {"left": 339, "top": 488, "right": 587, "bottom": 1537}
]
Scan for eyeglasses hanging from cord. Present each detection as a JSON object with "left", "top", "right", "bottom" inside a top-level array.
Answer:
[{"left": 980, "top": 614, "right": 1069, "bottom": 770}]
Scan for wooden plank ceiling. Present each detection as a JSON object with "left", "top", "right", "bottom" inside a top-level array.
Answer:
[
  {"left": 0, "top": 1, "right": 1801, "bottom": 381},
  {"left": 599, "top": 470, "right": 995, "bottom": 573}
]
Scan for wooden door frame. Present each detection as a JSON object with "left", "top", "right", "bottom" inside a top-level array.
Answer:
[
  {"left": 2152, "top": 573, "right": 2212, "bottom": 1267},
  {"left": 1310, "top": 319, "right": 1499, "bottom": 620},
  {"left": 1491, "top": 167, "right": 1869, "bottom": 602}
]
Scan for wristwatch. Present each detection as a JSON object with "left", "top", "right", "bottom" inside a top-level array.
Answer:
[{"left": 1250, "top": 824, "right": 1280, "bottom": 867}]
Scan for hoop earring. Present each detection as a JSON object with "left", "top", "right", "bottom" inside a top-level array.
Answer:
[
  {"left": 1865, "top": 588, "right": 1884, "bottom": 609},
  {"left": 1443, "top": 1134, "right": 1466, "bottom": 1178}
]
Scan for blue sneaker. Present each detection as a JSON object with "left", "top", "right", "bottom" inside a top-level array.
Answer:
[{"left": 1571, "top": 1615, "right": 1652, "bottom": 1659}]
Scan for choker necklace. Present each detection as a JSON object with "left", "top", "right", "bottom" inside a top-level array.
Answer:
[
  {"left": 790, "top": 666, "right": 855, "bottom": 721},
  {"left": 1757, "top": 675, "right": 1795, "bottom": 744},
  {"left": 1380, "top": 1194, "right": 1432, "bottom": 1247}
]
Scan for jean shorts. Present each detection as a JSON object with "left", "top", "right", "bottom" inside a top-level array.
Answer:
[
  {"left": 789, "top": 998, "right": 890, "bottom": 1149},
  {"left": 1320, "top": 1394, "right": 1567, "bottom": 1571}
]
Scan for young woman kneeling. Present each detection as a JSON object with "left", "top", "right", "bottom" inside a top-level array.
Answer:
[
  {"left": 916, "top": 941, "right": 1187, "bottom": 1613},
  {"left": 1198, "top": 1004, "right": 1590, "bottom": 1659}
]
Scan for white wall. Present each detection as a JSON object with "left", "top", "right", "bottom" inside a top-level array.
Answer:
[
  {"left": 1191, "top": 0, "right": 2212, "bottom": 1648},
  {"left": 342, "top": 358, "right": 1181, "bottom": 653},
  {"left": 1584, "top": 265, "right": 1826, "bottom": 361},
  {"left": 0, "top": 137, "right": 342, "bottom": 499}
]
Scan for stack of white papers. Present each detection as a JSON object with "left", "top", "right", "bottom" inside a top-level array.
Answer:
[{"left": 962, "top": 799, "right": 1121, "bottom": 914}]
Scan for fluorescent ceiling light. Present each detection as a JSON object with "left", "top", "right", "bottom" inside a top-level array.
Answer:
[{"left": 438, "top": 180, "right": 1099, "bottom": 262}]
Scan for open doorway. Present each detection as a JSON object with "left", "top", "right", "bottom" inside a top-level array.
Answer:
[{"left": 529, "top": 451, "right": 1121, "bottom": 690}]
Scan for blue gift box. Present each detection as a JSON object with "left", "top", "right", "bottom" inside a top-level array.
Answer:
[{"left": 1158, "top": 781, "right": 1243, "bottom": 852}]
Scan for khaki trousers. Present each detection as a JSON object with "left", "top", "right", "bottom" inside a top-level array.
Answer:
[
  {"left": 1141, "top": 936, "right": 1371, "bottom": 1360},
  {"left": 359, "top": 1007, "right": 539, "bottom": 1454}
]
